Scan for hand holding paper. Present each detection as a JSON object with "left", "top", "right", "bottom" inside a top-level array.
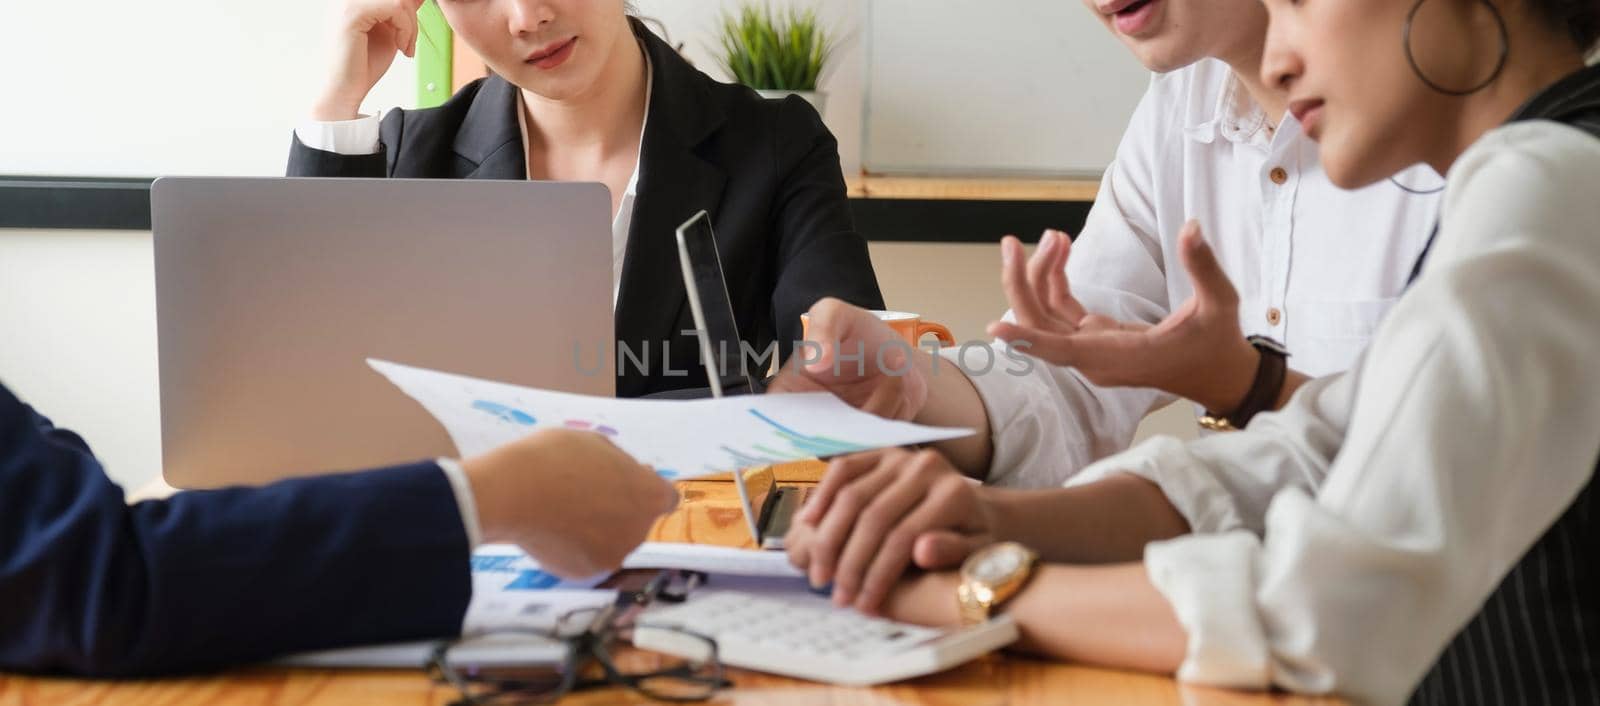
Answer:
[{"left": 462, "top": 428, "right": 678, "bottom": 578}]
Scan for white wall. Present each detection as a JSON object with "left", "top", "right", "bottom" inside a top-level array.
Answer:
[
  {"left": 864, "top": 1, "right": 1147, "bottom": 175},
  {"left": 635, "top": 0, "right": 868, "bottom": 173},
  {"left": 635, "top": 0, "right": 1148, "bottom": 176},
  {"left": 0, "top": 0, "right": 863, "bottom": 177},
  {"left": 0, "top": 230, "right": 161, "bottom": 488},
  {"left": 0, "top": 0, "right": 416, "bottom": 178},
  {"left": 2, "top": 0, "right": 1142, "bottom": 179}
]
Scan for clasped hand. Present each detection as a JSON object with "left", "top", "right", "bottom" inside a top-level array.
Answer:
[{"left": 784, "top": 447, "right": 995, "bottom": 615}]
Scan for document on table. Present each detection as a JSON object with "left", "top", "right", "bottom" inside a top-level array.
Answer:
[
  {"left": 462, "top": 546, "right": 614, "bottom": 633},
  {"left": 622, "top": 542, "right": 803, "bottom": 578},
  {"left": 279, "top": 547, "right": 615, "bottom": 668},
  {"left": 278, "top": 543, "right": 802, "bottom": 668},
  {"left": 368, "top": 359, "right": 973, "bottom": 479}
]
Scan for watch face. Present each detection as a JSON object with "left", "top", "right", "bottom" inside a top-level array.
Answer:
[
  {"left": 971, "top": 547, "right": 1023, "bottom": 583},
  {"left": 1247, "top": 335, "right": 1290, "bottom": 356}
]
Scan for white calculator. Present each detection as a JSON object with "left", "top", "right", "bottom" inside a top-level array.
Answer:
[{"left": 634, "top": 588, "right": 1018, "bottom": 686}]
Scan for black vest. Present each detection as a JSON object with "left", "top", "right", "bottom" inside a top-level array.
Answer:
[{"left": 1407, "top": 64, "right": 1600, "bottom": 706}]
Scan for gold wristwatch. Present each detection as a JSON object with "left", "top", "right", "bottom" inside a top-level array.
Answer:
[{"left": 956, "top": 542, "right": 1038, "bottom": 625}]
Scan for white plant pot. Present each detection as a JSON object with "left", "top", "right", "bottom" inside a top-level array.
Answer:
[{"left": 756, "top": 89, "right": 827, "bottom": 117}]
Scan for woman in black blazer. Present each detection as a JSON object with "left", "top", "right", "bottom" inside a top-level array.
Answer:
[{"left": 289, "top": 0, "right": 883, "bottom": 398}]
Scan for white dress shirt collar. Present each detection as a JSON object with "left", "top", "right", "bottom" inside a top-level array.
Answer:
[
  {"left": 1185, "top": 69, "right": 1273, "bottom": 148},
  {"left": 516, "top": 47, "right": 652, "bottom": 305}
]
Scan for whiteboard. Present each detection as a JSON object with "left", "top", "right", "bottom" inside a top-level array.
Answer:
[
  {"left": 864, "top": 0, "right": 1150, "bottom": 177},
  {"left": 0, "top": 0, "right": 416, "bottom": 178},
  {"left": 3, "top": 0, "right": 1149, "bottom": 179}
]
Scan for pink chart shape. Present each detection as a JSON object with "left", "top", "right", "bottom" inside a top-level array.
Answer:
[{"left": 563, "top": 419, "right": 620, "bottom": 437}]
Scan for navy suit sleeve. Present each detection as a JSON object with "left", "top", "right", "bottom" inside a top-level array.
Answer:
[{"left": 0, "top": 383, "right": 471, "bottom": 677}]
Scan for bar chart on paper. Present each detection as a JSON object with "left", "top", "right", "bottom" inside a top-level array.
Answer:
[
  {"left": 368, "top": 359, "right": 973, "bottom": 478},
  {"left": 719, "top": 409, "right": 878, "bottom": 469}
]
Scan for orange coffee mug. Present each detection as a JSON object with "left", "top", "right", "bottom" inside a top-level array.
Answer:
[{"left": 801, "top": 310, "right": 956, "bottom": 349}]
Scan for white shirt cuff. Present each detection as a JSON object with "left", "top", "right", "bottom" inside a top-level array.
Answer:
[
  {"left": 936, "top": 344, "right": 1049, "bottom": 486},
  {"left": 937, "top": 342, "right": 1164, "bottom": 489},
  {"left": 295, "top": 114, "right": 382, "bottom": 155},
  {"left": 938, "top": 344, "right": 1011, "bottom": 443},
  {"left": 1144, "top": 531, "right": 1272, "bottom": 689},
  {"left": 1068, "top": 435, "right": 1248, "bottom": 534},
  {"left": 436, "top": 457, "right": 483, "bottom": 549},
  {"left": 939, "top": 344, "right": 1018, "bottom": 422}
]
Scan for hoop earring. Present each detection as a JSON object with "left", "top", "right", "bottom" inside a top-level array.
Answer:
[{"left": 1403, "top": 0, "right": 1510, "bottom": 96}]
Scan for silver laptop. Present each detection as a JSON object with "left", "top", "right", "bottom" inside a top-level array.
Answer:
[
  {"left": 675, "top": 211, "right": 808, "bottom": 550},
  {"left": 153, "top": 177, "right": 615, "bottom": 488}
]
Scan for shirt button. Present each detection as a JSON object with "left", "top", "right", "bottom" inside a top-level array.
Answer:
[
  {"left": 1267, "top": 307, "right": 1283, "bottom": 326},
  {"left": 1269, "top": 167, "right": 1289, "bottom": 185}
]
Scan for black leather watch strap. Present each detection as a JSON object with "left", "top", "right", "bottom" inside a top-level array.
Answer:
[{"left": 1205, "top": 336, "right": 1289, "bottom": 431}]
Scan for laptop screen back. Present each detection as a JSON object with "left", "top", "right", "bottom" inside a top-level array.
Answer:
[{"left": 675, "top": 211, "right": 758, "bottom": 398}]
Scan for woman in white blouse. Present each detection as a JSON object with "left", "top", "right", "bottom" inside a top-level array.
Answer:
[
  {"left": 784, "top": 0, "right": 1600, "bottom": 703},
  {"left": 771, "top": 0, "right": 1439, "bottom": 488}
]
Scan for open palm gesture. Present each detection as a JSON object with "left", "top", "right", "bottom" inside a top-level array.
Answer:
[{"left": 989, "top": 222, "right": 1260, "bottom": 413}]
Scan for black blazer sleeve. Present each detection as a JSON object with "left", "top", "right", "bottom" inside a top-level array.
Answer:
[
  {"left": 285, "top": 111, "right": 406, "bottom": 177},
  {"left": 0, "top": 383, "right": 470, "bottom": 677},
  {"left": 767, "top": 96, "right": 885, "bottom": 360}
]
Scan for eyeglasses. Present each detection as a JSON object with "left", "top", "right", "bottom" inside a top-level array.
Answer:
[{"left": 427, "top": 571, "right": 731, "bottom": 705}]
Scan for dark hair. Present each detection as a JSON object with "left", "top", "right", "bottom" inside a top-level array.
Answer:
[{"left": 1526, "top": 0, "right": 1600, "bottom": 51}]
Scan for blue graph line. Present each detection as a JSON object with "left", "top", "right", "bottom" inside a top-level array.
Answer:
[
  {"left": 752, "top": 443, "right": 808, "bottom": 461},
  {"left": 704, "top": 409, "right": 879, "bottom": 471},
  {"left": 471, "top": 555, "right": 520, "bottom": 573},
  {"left": 505, "top": 569, "right": 562, "bottom": 591},
  {"left": 747, "top": 409, "right": 863, "bottom": 454},
  {"left": 720, "top": 445, "right": 783, "bottom": 468},
  {"left": 773, "top": 429, "right": 858, "bottom": 456},
  {"left": 746, "top": 408, "right": 809, "bottom": 440},
  {"left": 472, "top": 400, "right": 536, "bottom": 426}
]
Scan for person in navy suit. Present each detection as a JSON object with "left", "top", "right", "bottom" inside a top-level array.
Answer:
[{"left": 0, "top": 380, "right": 676, "bottom": 677}]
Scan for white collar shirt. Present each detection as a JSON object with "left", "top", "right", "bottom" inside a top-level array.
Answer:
[
  {"left": 1067, "top": 115, "right": 1600, "bottom": 706},
  {"left": 516, "top": 52, "right": 652, "bottom": 306},
  {"left": 948, "top": 59, "right": 1441, "bottom": 487}
]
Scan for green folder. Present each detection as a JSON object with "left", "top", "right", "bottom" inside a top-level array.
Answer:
[{"left": 416, "top": 0, "right": 453, "bottom": 108}]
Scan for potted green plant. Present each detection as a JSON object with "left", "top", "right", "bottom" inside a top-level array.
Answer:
[{"left": 717, "top": 4, "right": 835, "bottom": 115}]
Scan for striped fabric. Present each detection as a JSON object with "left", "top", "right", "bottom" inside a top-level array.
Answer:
[
  {"left": 1408, "top": 479, "right": 1600, "bottom": 705},
  {"left": 1404, "top": 65, "right": 1600, "bottom": 704}
]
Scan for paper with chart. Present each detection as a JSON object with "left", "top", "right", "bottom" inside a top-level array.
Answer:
[
  {"left": 281, "top": 545, "right": 614, "bottom": 668},
  {"left": 464, "top": 545, "right": 614, "bottom": 633},
  {"left": 368, "top": 359, "right": 973, "bottom": 479}
]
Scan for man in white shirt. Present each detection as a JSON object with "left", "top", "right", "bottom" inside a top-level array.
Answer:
[{"left": 772, "top": 0, "right": 1438, "bottom": 488}]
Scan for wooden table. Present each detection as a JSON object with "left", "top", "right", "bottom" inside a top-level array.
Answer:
[{"left": 3, "top": 462, "right": 1341, "bottom": 705}]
